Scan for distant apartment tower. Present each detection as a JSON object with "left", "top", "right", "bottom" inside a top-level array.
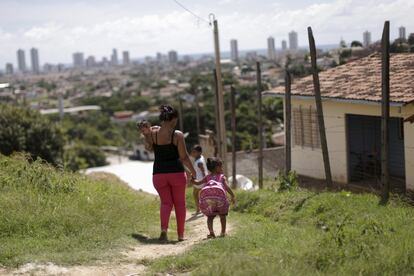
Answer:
[
  {"left": 73, "top": 52, "right": 85, "bottom": 68},
  {"left": 363, "top": 31, "right": 372, "bottom": 47},
  {"left": 111, "top": 49, "right": 118, "bottom": 66},
  {"left": 156, "top": 52, "right": 163, "bottom": 63},
  {"left": 230, "top": 39, "right": 239, "bottom": 62},
  {"left": 267, "top": 36, "right": 276, "bottom": 60},
  {"left": 5, "top": 63, "right": 14, "bottom": 75},
  {"left": 168, "top": 50, "right": 178, "bottom": 65},
  {"left": 288, "top": 31, "right": 298, "bottom": 50},
  {"left": 86, "top": 56, "right": 96, "bottom": 68},
  {"left": 17, "top": 49, "right": 27, "bottom": 73},
  {"left": 122, "top": 51, "right": 130, "bottom": 65},
  {"left": 281, "top": 40, "right": 287, "bottom": 51},
  {"left": 399, "top": 26, "right": 407, "bottom": 41},
  {"left": 30, "top": 48, "right": 40, "bottom": 74}
]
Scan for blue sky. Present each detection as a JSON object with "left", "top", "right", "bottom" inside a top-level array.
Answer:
[{"left": 0, "top": 0, "right": 412, "bottom": 67}]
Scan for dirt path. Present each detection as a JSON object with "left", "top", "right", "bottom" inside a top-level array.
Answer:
[{"left": 2, "top": 212, "right": 232, "bottom": 276}]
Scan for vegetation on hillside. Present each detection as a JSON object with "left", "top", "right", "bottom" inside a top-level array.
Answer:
[
  {"left": 0, "top": 154, "right": 159, "bottom": 267},
  {"left": 151, "top": 187, "right": 414, "bottom": 275}
]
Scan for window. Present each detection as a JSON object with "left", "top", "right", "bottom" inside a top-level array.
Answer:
[{"left": 292, "top": 105, "right": 321, "bottom": 149}]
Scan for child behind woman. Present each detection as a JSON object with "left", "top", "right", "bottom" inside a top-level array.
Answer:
[{"left": 191, "top": 157, "right": 235, "bottom": 238}]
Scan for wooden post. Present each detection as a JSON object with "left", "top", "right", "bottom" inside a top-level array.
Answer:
[
  {"left": 256, "top": 62, "right": 264, "bottom": 189},
  {"left": 195, "top": 89, "right": 201, "bottom": 140},
  {"left": 285, "top": 71, "right": 292, "bottom": 174},
  {"left": 213, "top": 69, "right": 221, "bottom": 158},
  {"left": 230, "top": 85, "right": 237, "bottom": 189},
  {"left": 178, "top": 97, "right": 184, "bottom": 131},
  {"left": 308, "top": 27, "right": 333, "bottom": 188},
  {"left": 380, "top": 21, "right": 391, "bottom": 205},
  {"left": 212, "top": 19, "right": 228, "bottom": 174}
]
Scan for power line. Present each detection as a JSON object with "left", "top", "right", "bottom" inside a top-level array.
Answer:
[{"left": 172, "top": 0, "right": 211, "bottom": 25}]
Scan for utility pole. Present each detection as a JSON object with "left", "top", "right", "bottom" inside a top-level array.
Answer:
[
  {"left": 256, "top": 62, "right": 264, "bottom": 189},
  {"left": 195, "top": 89, "right": 201, "bottom": 141},
  {"left": 178, "top": 97, "right": 184, "bottom": 132},
  {"left": 380, "top": 21, "right": 391, "bottom": 205},
  {"left": 308, "top": 27, "right": 333, "bottom": 189},
  {"left": 230, "top": 85, "right": 237, "bottom": 189},
  {"left": 212, "top": 18, "right": 228, "bottom": 174},
  {"left": 213, "top": 69, "right": 221, "bottom": 158},
  {"left": 285, "top": 71, "right": 292, "bottom": 174}
]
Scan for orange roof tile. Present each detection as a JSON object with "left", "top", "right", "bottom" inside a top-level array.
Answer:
[{"left": 267, "top": 53, "right": 414, "bottom": 104}]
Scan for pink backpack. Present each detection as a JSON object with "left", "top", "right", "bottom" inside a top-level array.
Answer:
[{"left": 199, "top": 174, "right": 230, "bottom": 216}]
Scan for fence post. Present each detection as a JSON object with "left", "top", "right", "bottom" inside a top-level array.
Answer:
[
  {"left": 230, "top": 85, "right": 237, "bottom": 189},
  {"left": 256, "top": 62, "right": 264, "bottom": 189},
  {"left": 380, "top": 21, "right": 391, "bottom": 205},
  {"left": 308, "top": 26, "right": 333, "bottom": 189},
  {"left": 285, "top": 71, "right": 292, "bottom": 174}
]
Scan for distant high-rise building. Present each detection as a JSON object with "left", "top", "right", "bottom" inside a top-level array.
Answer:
[
  {"left": 30, "top": 48, "right": 40, "bottom": 74},
  {"left": 5, "top": 63, "right": 14, "bottom": 75},
  {"left": 102, "top": 57, "right": 110, "bottom": 67},
  {"left": 156, "top": 52, "right": 163, "bottom": 63},
  {"left": 281, "top": 40, "right": 287, "bottom": 51},
  {"left": 288, "top": 31, "right": 298, "bottom": 50},
  {"left": 363, "top": 31, "right": 372, "bottom": 47},
  {"left": 267, "top": 36, "right": 276, "bottom": 60},
  {"left": 168, "top": 50, "right": 178, "bottom": 65},
  {"left": 73, "top": 52, "right": 85, "bottom": 68},
  {"left": 230, "top": 39, "right": 239, "bottom": 62},
  {"left": 86, "top": 56, "right": 96, "bottom": 68},
  {"left": 122, "top": 51, "right": 130, "bottom": 65},
  {"left": 399, "top": 26, "right": 407, "bottom": 41},
  {"left": 111, "top": 49, "right": 118, "bottom": 66},
  {"left": 57, "top": 64, "right": 65, "bottom": 72},
  {"left": 17, "top": 49, "right": 27, "bottom": 73}
]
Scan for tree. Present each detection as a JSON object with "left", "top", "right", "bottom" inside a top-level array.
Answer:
[
  {"left": 351, "top": 41, "right": 363, "bottom": 48},
  {"left": 0, "top": 104, "right": 64, "bottom": 165},
  {"left": 64, "top": 143, "right": 107, "bottom": 171}
]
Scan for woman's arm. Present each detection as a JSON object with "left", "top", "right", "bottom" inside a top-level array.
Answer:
[{"left": 176, "top": 131, "right": 197, "bottom": 177}]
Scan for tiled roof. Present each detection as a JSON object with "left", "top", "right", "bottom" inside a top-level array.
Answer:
[{"left": 267, "top": 53, "right": 414, "bottom": 104}]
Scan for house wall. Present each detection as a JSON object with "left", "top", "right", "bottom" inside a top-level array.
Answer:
[
  {"left": 402, "top": 103, "right": 414, "bottom": 190},
  {"left": 288, "top": 98, "right": 414, "bottom": 188}
]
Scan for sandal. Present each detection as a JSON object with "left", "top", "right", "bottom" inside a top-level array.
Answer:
[
  {"left": 158, "top": 231, "right": 168, "bottom": 242},
  {"left": 219, "top": 233, "right": 226, "bottom": 238},
  {"left": 207, "top": 233, "right": 216, "bottom": 239}
]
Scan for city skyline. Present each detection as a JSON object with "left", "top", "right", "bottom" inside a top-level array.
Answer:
[{"left": 0, "top": 0, "right": 412, "bottom": 67}]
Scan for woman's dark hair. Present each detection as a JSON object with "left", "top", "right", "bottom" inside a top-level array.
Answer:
[
  {"left": 159, "top": 105, "right": 178, "bottom": 122},
  {"left": 206, "top": 157, "right": 223, "bottom": 172}
]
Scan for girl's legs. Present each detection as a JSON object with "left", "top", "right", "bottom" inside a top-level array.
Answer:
[
  {"left": 193, "top": 187, "right": 200, "bottom": 213},
  {"left": 219, "top": 215, "right": 227, "bottom": 236},
  {"left": 169, "top": 172, "right": 187, "bottom": 240},
  {"left": 153, "top": 174, "right": 173, "bottom": 239},
  {"left": 207, "top": 216, "right": 215, "bottom": 237}
]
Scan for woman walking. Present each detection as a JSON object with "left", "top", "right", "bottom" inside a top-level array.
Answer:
[{"left": 138, "top": 105, "right": 196, "bottom": 242}]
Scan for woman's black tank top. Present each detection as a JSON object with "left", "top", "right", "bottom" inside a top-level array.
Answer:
[{"left": 152, "top": 130, "right": 185, "bottom": 175}]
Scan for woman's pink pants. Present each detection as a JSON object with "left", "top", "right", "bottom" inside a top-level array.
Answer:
[{"left": 153, "top": 172, "right": 187, "bottom": 238}]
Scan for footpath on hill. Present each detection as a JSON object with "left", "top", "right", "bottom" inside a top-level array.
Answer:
[{"left": 1, "top": 211, "right": 231, "bottom": 276}]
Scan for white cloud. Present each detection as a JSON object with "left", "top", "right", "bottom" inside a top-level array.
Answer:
[{"left": 1, "top": 0, "right": 413, "bottom": 67}]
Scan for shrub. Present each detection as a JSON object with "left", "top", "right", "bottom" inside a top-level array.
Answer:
[
  {"left": 64, "top": 143, "right": 107, "bottom": 171},
  {"left": 0, "top": 104, "right": 64, "bottom": 165}
]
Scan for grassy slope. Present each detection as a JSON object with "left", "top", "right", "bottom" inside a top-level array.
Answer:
[
  {"left": 151, "top": 189, "right": 414, "bottom": 275},
  {"left": 0, "top": 154, "right": 160, "bottom": 267}
]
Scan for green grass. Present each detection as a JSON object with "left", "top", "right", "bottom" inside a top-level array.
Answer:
[
  {"left": 0, "top": 154, "right": 160, "bottom": 267},
  {"left": 150, "top": 188, "right": 414, "bottom": 275}
]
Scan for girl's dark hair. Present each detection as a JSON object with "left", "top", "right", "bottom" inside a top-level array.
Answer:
[
  {"left": 159, "top": 105, "right": 178, "bottom": 122},
  {"left": 206, "top": 157, "right": 223, "bottom": 172}
]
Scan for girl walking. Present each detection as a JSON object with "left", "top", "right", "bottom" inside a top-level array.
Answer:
[
  {"left": 138, "top": 105, "right": 196, "bottom": 242},
  {"left": 191, "top": 157, "right": 235, "bottom": 238}
]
